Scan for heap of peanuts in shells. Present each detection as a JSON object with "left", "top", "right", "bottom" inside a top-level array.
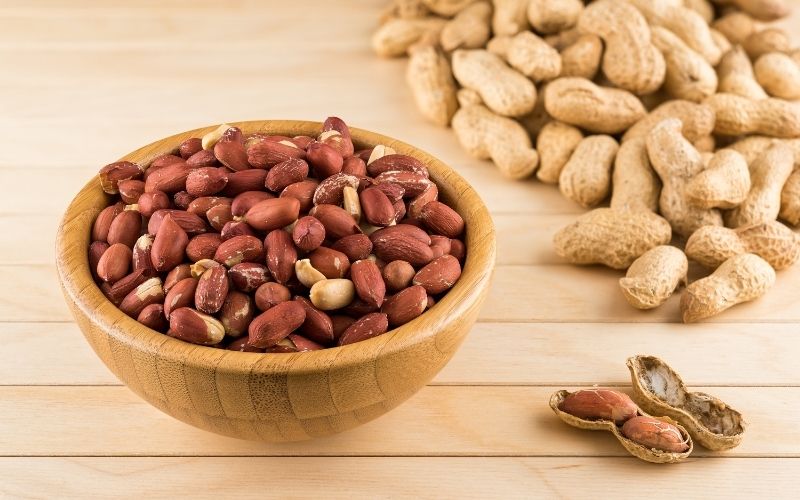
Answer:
[
  {"left": 375, "top": 0, "right": 800, "bottom": 322},
  {"left": 91, "top": 117, "right": 467, "bottom": 352}
]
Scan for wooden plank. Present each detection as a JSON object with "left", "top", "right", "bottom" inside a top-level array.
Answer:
[
  {"left": 0, "top": 2, "right": 378, "bottom": 49},
  {"left": 0, "top": 213, "right": 570, "bottom": 265},
  {"left": 0, "top": 457, "right": 796, "bottom": 499},
  {"left": 0, "top": 385, "right": 794, "bottom": 457},
  {"left": 4, "top": 322, "right": 800, "bottom": 387},
  {"left": 10, "top": 263, "right": 800, "bottom": 323}
]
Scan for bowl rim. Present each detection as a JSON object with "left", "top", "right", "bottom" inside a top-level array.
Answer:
[{"left": 56, "top": 119, "right": 496, "bottom": 375}]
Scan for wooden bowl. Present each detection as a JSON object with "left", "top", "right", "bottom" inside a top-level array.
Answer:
[{"left": 56, "top": 120, "right": 495, "bottom": 442}]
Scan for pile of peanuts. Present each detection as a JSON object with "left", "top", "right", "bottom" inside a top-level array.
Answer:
[
  {"left": 373, "top": 0, "right": 800, "bottom": 322},
  {"left": 90, "top": 117, "right": 466, "bottom": 352}
]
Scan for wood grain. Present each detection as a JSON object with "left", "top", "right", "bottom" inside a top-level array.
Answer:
[
  {"left": 2, "top": 386, "right": 795, "bottom": 457},
  {"left": 3, "top": 0, "right": 800, "bottom": 495},
  {"left": 2, "top": 457, "right": 797, "bottom": 499}
]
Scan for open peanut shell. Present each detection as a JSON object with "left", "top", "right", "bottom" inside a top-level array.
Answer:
[
  {"left": 627, "top": 355, "right": 746, "bottom": 451},
  {"left": 549, "top": 389, "right": 693, "bottom": 464}
]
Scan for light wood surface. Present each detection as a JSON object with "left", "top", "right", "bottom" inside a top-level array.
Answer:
[{"left": 2, "top": 0, "right": 800, "bottom": 497}]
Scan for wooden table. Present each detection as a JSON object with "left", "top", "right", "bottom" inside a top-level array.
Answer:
[{"left": 1, "top": 1, "right": 799, "bottom": 497}]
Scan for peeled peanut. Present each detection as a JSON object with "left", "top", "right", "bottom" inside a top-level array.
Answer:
[
  {"left": 620, "top": 246, "right": 688, "bottom": 310},
  {"left": 310, "top": 279, "right": 356, "bottom": 311},
  {"left": 681, "top": 253, "right": 776, "bottom": 323},
  {"left": 295, "top": 259, "right": 327, "bottom": 288},
  {"left": 558, "top": 389, "right": 639, "bottom": 425},
  {"left": 686, "top": 221, "right": 800, "bottom": 271},
  {"left": 686, "top": 149, "right": 751, "bottom": 209},
  {"left": 621, "top": 416, "right": 690, "bottom": 453},
  {"left": 559, "top": 135, "right": 619, "bottom": 208},
  {"left": 725, "top": 143, "right": 794, "bottom": 228}
]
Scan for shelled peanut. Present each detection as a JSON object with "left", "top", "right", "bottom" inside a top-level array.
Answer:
[
  {"left": 373, "top": 0, "right": 800, "bottom": 322},
  {"left": 550, "top": 388, "right": 692, "bottom": 463},
  {"left": 92, "top": 118, "right": 466, "bottom": 352}
]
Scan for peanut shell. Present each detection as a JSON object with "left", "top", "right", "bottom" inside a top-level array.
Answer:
[{"left": 627, "top": 355, "right": 745, "bottom": 451}]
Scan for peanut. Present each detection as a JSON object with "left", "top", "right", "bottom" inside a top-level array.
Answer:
[
  {"left": 717, "top": 46, "right": 769, "bottom": 100},
  {"left": 491, "top": 0, "right": 529, "bottom": 36},
  {"left": 371, "top": 17, "right": 446, "bottom": 57},
  {"left": 627, "top": 0, "right": 721, "bottom": 65},
  {"left": 683, "top": 0, "right": 714, "bottom": 24},
  {"left": 553, "top": 208, "right": 672, "bottom": 270},
  {"left": 420, "top": 0, "right": 476, "bottom": 17},
  {"left": 681, "top": 253, "right": 776, "bottom": 323},
  {"left": 620, "top": 246, "right": 688, "bottom": 310},
  {"left": 504, "top": 31, "right": 562, "bottom": 82},
  {"left": 559, "top": 135, "right": 619, "bottom": 208},
  {"left": 742, "top": 27, "right": 791, "bottom": 60},
  {"left": 558, "top": 388, "right": 639, "bottom": 425},
  {"left": 406, "top": 44, "right": 459, "bottom": 126},
  {"left": 686, "top": 149, "right": 751, "bottom": 209},
  {"left": 559, "top": 34, "right": 602, "bottom": 80},
  {"left": 754, "top": 52, "right": 800, "bottom": 100},
  {"left": 712, "top": 11, "right": 758, "bottom": 46},
  {"left": 685, "top": 221, "right": 800, "bottom": 270},
  {"left": 610, "top": 137, "right": 661, "bottom": 212},
  {"left": 651, "top": 26, "right": 717, "bottom": 103},
  {"left": 621, "top": 416, "right": 690, "bottom": 453},
  {"left": 622, "top": 100, "right": 715, "bottom": 144},
  {"left": 780, "top": 170, "right": 800, "bottom": 226},
  {"left": 706, "top": 92, "right": 800, "bottom": 138},
  {"left": 439, "top": 1, "right": 491, "bottom": 51},
  {"left": 451, "top": 49, "right": 536, "bottom": 117},
  {"left": 646, "top": 118, "right": 723, "bottom": 237},
  {"left": 535, "top": 121, "right": 583, "bottom": 185},
  {"left": 451, "top": 103, "right": 539, "bottom": 179},
  {"left": 526, "top": 0, "right": 583, "bottom": 35},
  {"left": 728, "top": 0, "right": 790, "bottom": 21},
  {"left": 577, "top": 0, "right": 666, "bottom": 95},
  {"left": 725, "top": 143, "right": 794, "bottom": 228},
  {"left": 544, "top": 77, "right": 646, "bottom": 134}
]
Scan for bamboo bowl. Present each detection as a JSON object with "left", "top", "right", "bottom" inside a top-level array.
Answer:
[{"left": 56, "top": 120, "right": 496, "bottom": 442}]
